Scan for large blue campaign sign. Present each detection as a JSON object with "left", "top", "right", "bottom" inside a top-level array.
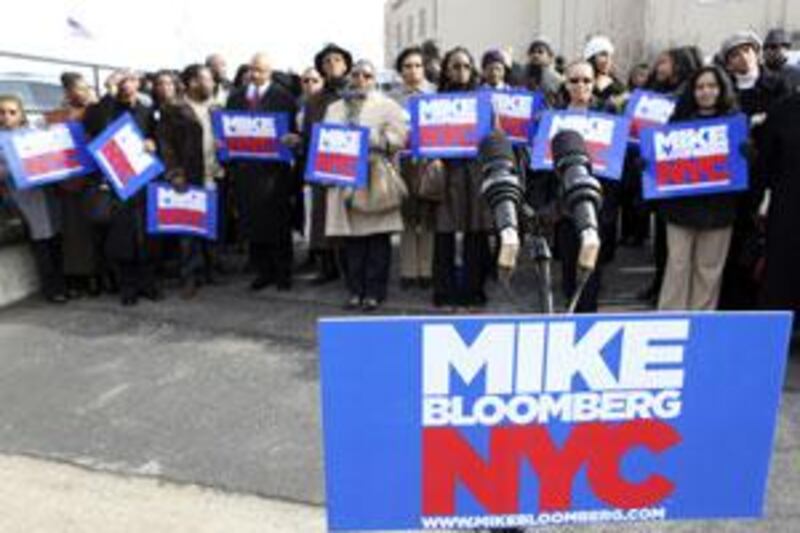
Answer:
[
  {"left": 640, "top": 114, "right": 749, "bottom": 200},
  {"left": 409, "top": 92, "right": 492, "bottom": 158},
  {"left": 211, "top": 110, "right": 293, "bottom": 162},
  {"left": 320, "top": 312, "right": 792, "bottom": 531},
  {"left": 304, "top": 123, "right": 369, "bottom": 189},
  {"left": 489, "top": 89, "right": 547, "bottom": 145},
  {"left": 0, "top": 121, "right": 95, "bottom": 189},
  {"left": 531, "top": 111, "right": 631, "bottom": 180},
  {"left": 87, "top": 113, "right": 164, "bottom": 201},
  {"left": 624, "top": 90, "right": 677, "bottom": 143}
]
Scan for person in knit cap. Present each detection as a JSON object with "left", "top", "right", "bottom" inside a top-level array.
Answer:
[
  {"left": 523, "top": 36, "right": 563, "bottom": 102},
  {"left": 583, "top": 35, "right": 625, "bottom": 108},
  {"left": 481, "top": 49, "right": 511, "bottom": 89},
  {"left": 717, "top": 30, "right": 792, "bottom": 311}
]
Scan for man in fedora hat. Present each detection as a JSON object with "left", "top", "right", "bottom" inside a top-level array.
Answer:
[{"left": 285, "top": 43, "right": 353, "bottom": 285}]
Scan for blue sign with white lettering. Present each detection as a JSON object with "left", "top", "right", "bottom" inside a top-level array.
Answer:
[
  {"left": 530, "top": 111, "right": 631, "bottom": 180},
  {"left": 640, "top": 114, "right": 749, "bottom": 200},
  {"left": 320, "top": 312, "right": 792, "bottom": 531},
  {"left": 304, "top": 123, "right": 369, "bottom": 189},
  {"left": 409, "top": 92, "right": 493, "bottom": 158}
]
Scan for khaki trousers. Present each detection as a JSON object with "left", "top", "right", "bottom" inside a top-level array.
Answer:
[
  {"left": 399, "top": 229, "right": 434, "bottom": 279},
  {"left": 658, "top": 223, "right": 733, "bottom": 311}
]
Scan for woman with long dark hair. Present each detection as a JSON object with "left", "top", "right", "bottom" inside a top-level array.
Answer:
[
  {"left": 657, "top": 65, "right": 740, "bottom": 310},
  {"left": 430, "top": 47, "right": 493, "bottom": 309}
]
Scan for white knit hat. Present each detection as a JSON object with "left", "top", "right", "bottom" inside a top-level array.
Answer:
[{"left": 583, "top": 35, "right": 614, "bottom": 61}]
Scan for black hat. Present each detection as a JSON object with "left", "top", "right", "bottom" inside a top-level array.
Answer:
[
  {"left": 314, "top": 43, "right": 353, "bottom": 76},
  {"left": 528, "top": 37, "right": 554, "bottom": 57},
  {"left": 481, "top": 49, "right": 508, "bottom": 70},
  {"left": 765, "top": 28, "right": 791, "bottom": 47}
]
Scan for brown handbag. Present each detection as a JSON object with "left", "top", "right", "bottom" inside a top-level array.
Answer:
[
  {"left": 350, "top": 154, "right": 408, "bottom": 214},
  {"left": 417, "top": 160, "right": 446, "bottom": 203}
]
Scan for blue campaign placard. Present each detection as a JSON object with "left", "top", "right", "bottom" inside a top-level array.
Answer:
[
  {"left": 304, "top": 123, "right": 369, "bottom": 189},
  {"left": 409, "top": 91, "right": 492, "bottom": 158},
  {"left": 640, "top": 114, "right": 749, "bottom": 200},
  {"left": 624, "top": 90, "right": 677, "bottom": 143},
  {"left": 146, "top": 182, "right": 218, "bottom": 240},
  {"left": 488, "top": 89, "right": 547, "bottom": 145},
  {"left": 530, "top": 110, "right": 631, "bottom": 180},
  {"left": 87, "top": 112, "right": 164, "bottom": 201},
  {"left": 211, "top": 110, "right": 293, "bottom": 162},
  {"left": 320, "top": 312, "right": 793, "bottom": 531},
  {"left": 0, "top": 121, "right": 95, "bottom": 190}
]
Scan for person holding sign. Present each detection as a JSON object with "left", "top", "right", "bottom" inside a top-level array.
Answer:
[
  {"left": 553, "top": 60, "right": 621, "bottom": 313},
  {"left": 323, "top": 60, "right": 408, "bottom": 312},
  {"left": 390, "top": 46, "right": 437, "bottom": 290},
  {"left": 655, "top": 66, "right": 741, "bottom": 311},
  {"left": 226, "top": 53, "right": 298, "bottom": 292},
  {"left": 83, "top": 70, "right": 161, "bottom": 306},
  {"left": 0, "top": 94, "right": 68, "bottom": 303},
  {"left": 430, "top": 47, "right": 494, "bottom": 309}
]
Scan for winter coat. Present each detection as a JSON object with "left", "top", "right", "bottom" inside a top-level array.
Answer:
[
  {"left": 324, "top": 90, "right": 408, "bottom": 237},
  {"left": 760, "top": 92, "right": 800, "bottom": 316},
  {"left": 226, "top": 83, "right": 298, "bottom": 244},
  {"left": 303, "top": 80, "right": 346, "bottom": 250},
  {"left": 389, "top": 81, "right": 438, "bottom": 231}
]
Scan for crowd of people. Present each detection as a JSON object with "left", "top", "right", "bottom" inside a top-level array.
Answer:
[{"left": 0, "top": 28, "right": 799, "bottom": 325}]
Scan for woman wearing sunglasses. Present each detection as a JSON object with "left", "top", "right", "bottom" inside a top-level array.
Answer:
[
  {"left": 323, "top": 60, "right": 409, "bottom": 312},
  {"left": 554, "top": 60, "right": 621, "bottom": 313},
  {"left": 429, "top": 47, "right": 494, "bottom": 310},
  {"left": 0, "top": 94, "right": 68, "bottom": 303}
]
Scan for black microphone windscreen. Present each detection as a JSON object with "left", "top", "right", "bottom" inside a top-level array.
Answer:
[
  {"left": 551, "top": 130, "right": 589, "bottom": 166},
  {"left": 478, "top": 129, "right": 515, "bottom": 167}
]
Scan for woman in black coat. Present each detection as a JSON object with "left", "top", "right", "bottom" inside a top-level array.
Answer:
[
  {"left": 760, "top": 91, "right": 800, "bottom": 328},
  {"left": 656, "top": 65, "right": 741, "bottom": 310},
  {"left": 430, "top": 47, "right": 494, "bottom": 309}
]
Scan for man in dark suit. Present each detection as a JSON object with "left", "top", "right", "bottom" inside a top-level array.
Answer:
[{"left": 226, "top": 53, "right": 299, "bottom": 291}]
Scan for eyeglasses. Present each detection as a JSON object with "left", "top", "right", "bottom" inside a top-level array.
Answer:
[
  {"left": 568, "top": 77, "right": 593, "bottom": 84},
  {"left": 302, "top": 77, "right": 322, "bottom": 84}
]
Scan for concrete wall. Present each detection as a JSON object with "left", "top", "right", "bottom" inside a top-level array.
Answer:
[
  {"left": 384, "top": 0, "right": 537, "bottom": 67},
  {"left": 0, "top": 245, "right": 38, "bottom": 307},
  {"left": 385, "top": 0, "right": 800, "bottom": 76}
]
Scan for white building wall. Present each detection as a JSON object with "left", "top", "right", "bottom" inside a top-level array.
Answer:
[{"left": 385, "top": 0, "right": 800, "bottom": 75}]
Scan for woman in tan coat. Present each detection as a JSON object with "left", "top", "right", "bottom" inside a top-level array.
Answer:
[{"left": 324, "top": 60, "right": 409, "bottom": 311}]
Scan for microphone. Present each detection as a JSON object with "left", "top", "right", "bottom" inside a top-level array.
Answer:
[
  {"left": 479, "top": 130, "right": 525, "bottom": 272},
  {"left": 551, "top": 130, "right": 603, "bottom": 272}
]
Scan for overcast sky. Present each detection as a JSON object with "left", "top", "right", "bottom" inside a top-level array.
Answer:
[{"left": 0, "top": 0, "right": 385, "bottom": 76}]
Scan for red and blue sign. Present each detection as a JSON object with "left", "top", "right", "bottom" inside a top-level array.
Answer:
[
  {"left": 87, "top": 113, "right": 164, "bottom": 201},
  {"left": 625, "top": 90, "right": 677, "bottom": 143},
  {"left": 146, "top": 182, "right": 218, "bottom": 240},
  {"left": 0, "top": 121, "right": 95, "bottom": 189},
  {"left": 304, "top": 123, "right": 369, "bottom": 189},
  {"left": 531, "top": 111, "right": 631, "bottom": 180},
  {"left": 211, "top": 110, "right": 293, "bottom": 162},
  {"left": 640, "top": 114, "right": 749, "bottom": 200},
  {"left": 320, "top": 312, "right": 792, "bottom": 531},
  {"left": 409, "top": 92, "right": 492, "bottom": 158},
  {"left": 489, "top": 89, "right": 547, "bottom": 145}
]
